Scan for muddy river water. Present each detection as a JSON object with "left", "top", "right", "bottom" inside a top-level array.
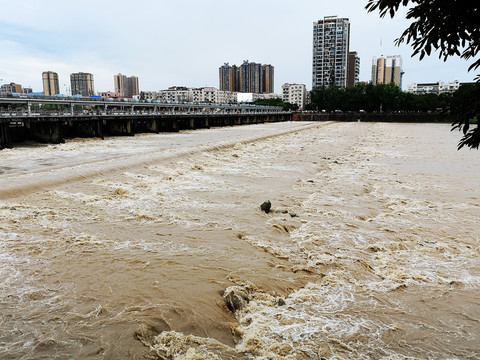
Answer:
[{"left": 0, "top": 121, "right": 479, "bottom": 359}]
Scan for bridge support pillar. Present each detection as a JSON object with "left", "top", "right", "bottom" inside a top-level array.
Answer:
[
  {"left": 67, "top": 119, "right": 104, "bottom": 139},
  {"left": 149, "top": 118, "right": 159, "bottom": 133},
  {"left": 26, "top": 119, "right": 64, "bottom": 144},
  {"left": 0, "top": 122, "right": 12, "bottom": 149},
  {"left": 156, "top": 117, "right": 178, "bottom": 132},
  {"left": 104, "top": 118, "right": 134, "bottom": 136},
  {"left": 132, "top": 117, "right": 159, "bottom": 134},
  {"left": 193, "top": 117, "right": 209, "bottom": 129}
]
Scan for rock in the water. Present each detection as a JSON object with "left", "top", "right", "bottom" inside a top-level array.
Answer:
[
  {"left": 223, "top": 287, "right": 249, "bottom": 313},
  {"left": 260, "top": 200, "right": 271, "bottom": 214}
]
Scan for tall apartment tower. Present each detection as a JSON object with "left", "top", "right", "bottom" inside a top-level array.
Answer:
[
  {"left": 126, "top": 76, "right": 139, "bottom": 98},
  {"left": 312, "top": 16, "right": 350, "bottom": 88},
  {"left": 114, "top": 73, "right": 127, "bottom": 96},
  {"left": 219, "top": 61, "right": 274, "bottom": 93},
  {"left": 42, "top": 71, "right": 60, "bottom": 96},
  {"left": 114, "top": 74, "right": 139, "bottom": 98},
  {"left": 347, "top": 51, "right": 360, "bottom": 87},
  {"left": 371, "top": 55, "right": 403, "bottom": 86},
  {"left": 70, "top": 72, "right": 94, "bottom": 96},
  {"left": 240, "top": 61, "right": 262, "bottom": 93},
  {"left": 219, "top": 63, "right": 239, "bottom": 92},
  {"left": 262, "top": 64, "right": 274, "bottom": 93}
]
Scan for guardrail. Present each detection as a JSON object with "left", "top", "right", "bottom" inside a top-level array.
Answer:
[{"left": 0, "top": 96, "right": 284, "bottom": 114}]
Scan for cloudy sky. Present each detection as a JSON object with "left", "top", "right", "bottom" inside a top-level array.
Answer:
[{"left": 0, "top": 0, "right": 476, "bottom": 94}]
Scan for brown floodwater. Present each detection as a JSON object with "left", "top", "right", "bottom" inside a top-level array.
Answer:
[{"left": 0, "top": 122, "right": 479, "bottom": 359}]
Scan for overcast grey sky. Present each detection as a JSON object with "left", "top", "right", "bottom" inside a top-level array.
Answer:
[{"left": 0, "top": 0, "right": 476, "bottom": 93}]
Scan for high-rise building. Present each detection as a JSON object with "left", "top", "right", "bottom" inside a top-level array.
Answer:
[
  {"left": 70, "top": 72, "right": 94, "bottom": 96},
  {"left": 42, "top": 71, "right": 60, "bottom": 96},
  {"left": 114, "top": 73, "right": 127, "bottom": 96},
  {"left": 347, "top": 51, "right": 360, "bottom": 87},
  {"left": 240, "top": 60, "right": 261, "bottom": 93},
  {"left": 114, "top": 73, "right": 139, "bottom": 98},
  {"left": 219, "top": 63, "right": 239, "bottom": 92},
  {"left": 312, "top": 16, "right": 350, "bottom": 88},
  {"left": 219, "top": 61, "right": 274, "bottom": 93},
  {"left": 125, "top": 76, "right": 139, "bottom": 98},
  {"left": 262, "top": 64, "right": 274, "bottom": 93},
  {"left": 371, "top": 55, "right": 403, "bottom": 87}
]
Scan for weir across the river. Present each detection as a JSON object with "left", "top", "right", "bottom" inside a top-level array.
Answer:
[
  {"left": 0, "top": 112, "right": 292, "bottom": 149},
  {"left": 0, "top": 96, "right": 290, "bottom": 149}
]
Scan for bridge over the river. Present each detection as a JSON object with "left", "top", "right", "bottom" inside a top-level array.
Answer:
[{"left": 0, "top": 97, "right": 291, "bottom": 149}]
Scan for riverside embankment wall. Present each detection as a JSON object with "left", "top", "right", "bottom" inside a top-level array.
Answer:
[{"left": 294, "top": 112, "right": 455, "bottom": 123}]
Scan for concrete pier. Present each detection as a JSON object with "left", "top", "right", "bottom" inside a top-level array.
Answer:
[
  {"left": 64, "top": 119, "right": 104, "bottom": 139},
  {"left": 0, "top": 122, "right": 11, "bottom": 149},
  {"left": 25, "top": 118, "right": 64, "bottom": 144},
  {"left": 104, "top": 117, "right": 134, "bottom": 136}
]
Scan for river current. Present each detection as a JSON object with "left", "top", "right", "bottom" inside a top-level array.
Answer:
[{"left": 0, "top": 121, "right": 479, "bottom": 359}]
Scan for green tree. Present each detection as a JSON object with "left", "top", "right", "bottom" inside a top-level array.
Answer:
[
  {"left": 366, "top": 0, "right": 480, "bottom": 149},
  {"left": 308, "top": 83, "right": 428, "bottom": 113},
  {"left": 450, "top": 84, "right": 480, "bottom": 148}
]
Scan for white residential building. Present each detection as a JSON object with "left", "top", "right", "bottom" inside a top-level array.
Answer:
[
  {"left": 237, "top": 92, "right": 282, "bottom": 103},
  {"left": 140, "top": 91, "right": 158, "bottom": 101},
  {"left": 217, "top": 90, "right": 237, "bottom": 104},
  {"left": 282, "top": 83, "right": 307, "bottom": 109},
  {"left": 406, "top": 79, "right": 462, "bottom": 94},
  {"left": 140, "top": 87, "right": 238, "bottom": 104}
]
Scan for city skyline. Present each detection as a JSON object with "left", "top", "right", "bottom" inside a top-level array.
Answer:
[{"left": 0, "top": 0, "right": 476, "bottom": 93}]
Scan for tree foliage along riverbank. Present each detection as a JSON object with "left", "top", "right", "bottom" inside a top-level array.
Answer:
[{"left": 306, "top": 83, "right": 453, "bottom": 113}]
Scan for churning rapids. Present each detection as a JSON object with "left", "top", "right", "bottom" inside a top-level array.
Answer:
[{"left": 0, "top": 122, "right": 479, "bottom": 359}]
